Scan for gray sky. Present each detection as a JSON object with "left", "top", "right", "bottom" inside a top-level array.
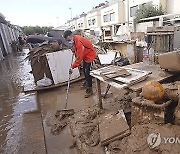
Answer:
[{"left": 0, "top": 0, "right": 105, "bottom": 27}]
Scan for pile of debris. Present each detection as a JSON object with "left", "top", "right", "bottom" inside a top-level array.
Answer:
[
  {"left": 25, "top": 41, "right": 62, "bottom": 83},
  {"left": 46, "top": 79, "right": 180, "bottom": 153},
  {"left": 26, "top": 41, "right": 61, "bottom": 64}
]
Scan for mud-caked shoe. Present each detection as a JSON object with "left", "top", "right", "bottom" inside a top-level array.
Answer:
[{"left": 84, "top": 88, "right": 93, "bottom": 98}]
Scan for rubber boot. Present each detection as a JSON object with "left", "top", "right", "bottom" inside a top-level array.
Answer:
[{"left": 84, "top": 87, "right": 93, "bottom": 98}]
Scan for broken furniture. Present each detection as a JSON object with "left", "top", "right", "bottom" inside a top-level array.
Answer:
[
  {"left": 90, "top": 62, "right": 175, "bottom": 109},
  {"left": 159, "top": 51, "right": 180, "bottom": 71},
  {"left": 91, "top": 64, "right": 151, "bottom": 108},
  {"left": 24, "top": 48, "right": 82, "bottom": 93},
  {"left": 147, "top": 26, "right": 174, "bottom": 53},
  {"left": 99, "top": 66, "right": 131, "bottom": 80},
  {"left": 131, "top": 97, "right": 174, "bottom": 127},
  {"left": 46, "top": 49, "right": 80, "bottom": 84},
  {"left": 99, "top": 110, "right": 130, "bottom": 145}
]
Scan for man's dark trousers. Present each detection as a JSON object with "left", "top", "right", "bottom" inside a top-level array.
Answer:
[{"left": 83, "top": 60, "right": 92, "bottom": 88}]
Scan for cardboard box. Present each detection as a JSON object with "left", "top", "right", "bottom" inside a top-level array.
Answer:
[{"left": 159, "top": 51, "right": 180, "bottom": 70}]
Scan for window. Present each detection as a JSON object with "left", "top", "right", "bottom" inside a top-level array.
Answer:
[
  {"left": 78, "top": 23, "right": 81, "bottom": 28},
  {"left": 130, "top": 5, "right": 138, "bottom": 17},
  {"left": 110, "top": 12, "right": 115, "bottom": 21},
  {"left": 88, "top": 20, "right": 91, "bottom": 26},
  {"left": 92, "top": 19, "right": 96, "bottom": 25},
  {"left": 141, "top": 1, "right": 153, "bottom": 7},
  {"left": 81, "top": 23, "right": 83, "bottom": 27},
  {"left": 104, "top": 13, "right": 115, "bottom": 22},
  {"left": 103, "top": 14, "right": 110, "bottom": 22}
]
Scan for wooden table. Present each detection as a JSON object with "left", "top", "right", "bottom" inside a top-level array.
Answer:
[
  {"left": 90, "top": 62, "right": 174, "bottom": 109},
  {"left": 123, "top": 62, "right": 174, "bottom": 92}
]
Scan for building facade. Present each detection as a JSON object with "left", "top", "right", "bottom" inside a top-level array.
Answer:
[
  {"left": 167, "top": 0, "right": 180, "bottom": 14},
  {"left": 100, "top": 1, "right": 125, "bottom": 27},
  {"left": 86, "top": 10, "right": 101, "bottom": 30},
  {"left": 65, "top": 0, "right": 180, "bottom": 33},
  {"left": 126, "top": 0, "right": 167, "bottom": 23}
]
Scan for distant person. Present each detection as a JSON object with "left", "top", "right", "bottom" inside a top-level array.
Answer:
[
  {"left": 18, "top": 35, "right": 25, "bottom": 46},
  {"left": 63, "top": 30, "right": 96, "bottom": 98}
]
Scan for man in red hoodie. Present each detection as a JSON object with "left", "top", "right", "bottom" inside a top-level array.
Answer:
[{"left": 63, "top": 30, "right": 96, "bottom": 98}]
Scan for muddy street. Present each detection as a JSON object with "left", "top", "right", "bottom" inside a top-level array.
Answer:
[
  {"left": 0, "top": 47, "right": 180, "bottom": 154},
  {"left": 1, "top": 1, "right": 180, "bottom": 153},
  {"left": 0, "top": 48, "right": 104, "bottom": 154},
  {"left": 0, "top": 49, "right": 42, "bottom": 153}
]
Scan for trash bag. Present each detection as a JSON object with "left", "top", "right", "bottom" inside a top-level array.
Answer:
[
  {"left": 111, "top": 57, "right": 130, "bottom": 66},
  {"left": 36, "top": 74, "right": 53, "bottom": 87}
]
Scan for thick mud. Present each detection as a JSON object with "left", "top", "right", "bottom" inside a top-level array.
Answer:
[
  {"left": 38, "top": 82, "right": 100, "bottom": 154},
  {"left": 107, "top": 123, "right": 180, "bottom": 154},
  {"left": 1, "top": 48, "right": 179, "bottom": 154}
]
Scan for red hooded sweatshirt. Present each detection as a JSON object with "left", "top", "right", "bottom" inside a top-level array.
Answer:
[{"left": 71, "top": 35, "right": 96, "bottom": 69}]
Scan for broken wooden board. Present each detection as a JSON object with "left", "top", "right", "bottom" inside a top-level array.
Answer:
[
  {"left": 122, "top": 62, "right": 175, "bottom": 92},
  {"left": 99, "top": 110, "right": 130, "bottom": 145},
  {"left": 24, "top": 76, "right": 85, "bottom": 93},
  {"left": 100, "top": 66, "right": 131, "bottom": 80},
  {"left": 46, "top": 50, "right": 80, "bottom": 85},
  {"left": 91, "top": 65, "right": 151, "bottom": 86},
  {"left": 114, "top": 68, "right": 150, "bottom": 85}
]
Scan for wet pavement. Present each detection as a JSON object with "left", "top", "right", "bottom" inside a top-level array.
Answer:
[{"left": 0, "top": 49, "right": 37, "bottom": 153}]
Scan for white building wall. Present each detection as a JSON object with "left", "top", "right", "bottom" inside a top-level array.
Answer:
[
  {"left": 86, "top": 11, "right": 101, "bottom": 29},
  {"left": 128, "top": 0, "right": 163, "bottom": 22},
  {"left": 101, "top": 1, "right": 125, "bottom": 26},
  {"left": 167, "top": 0, "right": 180, "bottom": 14},
  {"left": 71, "top": 20, "right": 78, "bottom": 30},
  {"left": 77, "top": 17, "right": 87, "bottom": 30},
  {"left": 136, "top": 21, "right": 159, "bottom": 32}
]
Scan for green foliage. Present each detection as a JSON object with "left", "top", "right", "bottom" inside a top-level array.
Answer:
[
  {"left": 22, "top": 26, "right": 53, "bottom": 35},
  {"left": 135, "top": 4, "right": 165, "bottom": 22}
]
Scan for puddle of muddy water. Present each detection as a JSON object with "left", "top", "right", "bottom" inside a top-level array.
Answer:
[
  {"left": 39, "top": 84, "right": 99, "bottom": 154},
  {"left": 0, "top": 49, "right": 37, "bottom": 153}
]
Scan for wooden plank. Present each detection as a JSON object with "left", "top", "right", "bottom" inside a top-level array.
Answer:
[
  {"left": 47, "top": 52, "right": 57, "bottom": 83},
  {"left": 101, "top": 68, "right": 131, "bottom": 80},
  {"left": 91, "top": 65, "right": 151, "bottom": 86},
  {"left": 99, "top": 110, "right": 130, "bottom": 145},
  {"left": 90, "top": 73, "right": 128, "bottom": 90},
  {"left": 147, "top": 32, "right": 174, "bottom": 35},
  {"left": 24, "top": 76, "right": 85, "bottom": 93},
  {"left": 96, "top": 79, "right": 103, "bottom": 109},
  {"left": 91, "top": 63, "right": 175, "bottom": 93},
  {"left": 123, "top": 63, "right": 174, "bottom": 91},
  {"left": 114, "top": 68, "right": 151, "bottom": 85}
]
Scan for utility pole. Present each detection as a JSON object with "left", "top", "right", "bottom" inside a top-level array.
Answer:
[{"left": 69, "top": 7, "right": 72, "bottom": 19}]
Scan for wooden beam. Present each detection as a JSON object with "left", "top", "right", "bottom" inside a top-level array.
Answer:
[
  {"left": 24, "top": 76, "right": 85, "bottom": 93},
  {"left": 95, "top": 78, "right": 103, "bottom": 109}
]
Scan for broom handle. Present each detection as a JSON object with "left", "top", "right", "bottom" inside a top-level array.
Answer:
[{"left": 65, "top": 52, "right": 74, "bottom": 109}]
